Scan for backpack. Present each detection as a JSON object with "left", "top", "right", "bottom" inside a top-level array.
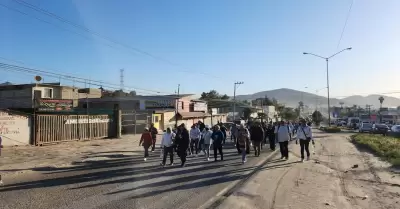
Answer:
[{"left": 277, "top": 125, "right": 291, "bottom": 140}]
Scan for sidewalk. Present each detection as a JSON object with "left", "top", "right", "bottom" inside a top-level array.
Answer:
[
  {"left": 0, "top": 134, "right": 150, "bottom": 177},
  {"left": 216, "top": 132, "right": 400, "bottom": 209}
]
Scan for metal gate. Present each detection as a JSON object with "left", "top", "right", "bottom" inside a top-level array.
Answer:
[
  {"left": 121, "top": 110, "right": 151, "bottom": 135},
  {"left": 35, "top": 114, "right": 115, "bottom": 145}
]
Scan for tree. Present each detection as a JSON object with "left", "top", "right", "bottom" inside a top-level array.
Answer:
[
  {"left": 240, "top": 100, "right": 251, "bottom": 105},
  {"left": 339, "top": 102, "right": 344, "bottom": 109},
  {"left": 200, "top": 90, "right": 230, "bottom": 100},
  {"left": 312, "top": 110, "right": 323, "bottom": 125},
  {"left": 298, "top": 101, "right": 304, "bottom": 111},
  {"left": 378, "top": 96, "right": 384, "bottom": 108},
  {"left": 280, "top": 107, "right": 298, "bottom": 121},
  {"left": 243, "top": 107, "right": 253, "bottom": 120}
]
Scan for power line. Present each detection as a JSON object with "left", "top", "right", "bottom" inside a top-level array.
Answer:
[
  {"left": 0, "top": 59, "right": 173, "bottom": 94},
  {"left": 6, "top": 0, "right": 224, "bottom": 80},
  {"left": 336, "top": 0, "right": 354, "bottom": 49},
  {"left": 0, "top": 62, "right": 194, "bottom": 100}
]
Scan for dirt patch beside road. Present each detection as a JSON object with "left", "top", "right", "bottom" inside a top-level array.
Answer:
[
  {"left": 351, "top": 133, "right": 400, "bottom": 167},
  {"left": 216, "top": 131, "right": 400, "bottom": 209},
  {"left": 0, "top": 135, "right": 145, "bottom": 177}
]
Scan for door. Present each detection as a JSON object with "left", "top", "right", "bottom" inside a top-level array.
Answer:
[{"left": 152, "top": 113, "right": 162, "bottom": 130}]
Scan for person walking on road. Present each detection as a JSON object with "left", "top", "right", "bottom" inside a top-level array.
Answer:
[
  {"left": 220, "top": 125, "right": 227, "bottom": 144},
  {"left": 266, "top": 124, "right": 276, "bottom": 151},
  {"left": 149, "top": 123, "right": 158, "bottom": 152},
  {"left": 275, "top": 120, "right": 291, "bottom": 160},
  {"left": 211, "top": 125, "right": 224, "bottom": 161},
  {"left": 237, "top": 124, "right": 249, "bottom": 163},
  {"left": 189, "top": 124, "right": 201, "bottom": 156},
  {"left": 160, "top": 127, "right": 176, "bottom": 166},
  {"left": 296, "top": 119, "right": 314, "bottom": 162},
  {"left": 175, "top": 124, "right": 190, "bottom": 167},
  {"left": 250, "top": 122, "right": 264, "bottom": 157},
  {"left": 139, "top": 128, "right": 153, "bottom": 161},
  {"left": 202, "top": 125, "right": 213, "bottom": 161}
]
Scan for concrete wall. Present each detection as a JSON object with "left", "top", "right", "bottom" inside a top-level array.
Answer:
[
  {"left": 0, "top": 88, "right": 33, "bottom": 108},
  {"left": 0, "top": 110, "right": 31, "bottom": 146}
]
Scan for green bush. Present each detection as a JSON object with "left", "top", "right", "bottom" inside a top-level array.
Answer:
[
  {"left": 351, "top": 134, "right": 400, "bottom": 166},
  {"left": 322, "top": 127, "right": 342, "bottom": 133}
]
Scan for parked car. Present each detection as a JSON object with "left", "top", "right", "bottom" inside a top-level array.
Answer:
[
  {"left": 391, "top": 125, "right": 400, "bottom": 133},
  {"left": 372, "top": 124, "right": 389, "bottom": 135},
  {"left": 359, "top": 123, "right": 373, "bottom": 133}
]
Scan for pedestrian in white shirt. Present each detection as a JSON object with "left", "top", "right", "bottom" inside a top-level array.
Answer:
[
  {"left": 275, "top": 120, "right": 291, "bottom": 160},
  {"left": 296, "top": 119, "right": 314, "bottom": 162},
  {"left": 202, "top": 125, "right": 213, "bottom": 161},
  {"left": 160, "top": 127, "right": 176, "bottom": 166},
  {"left": 189, "top": 125, "right": 201, "bottom": 156}
]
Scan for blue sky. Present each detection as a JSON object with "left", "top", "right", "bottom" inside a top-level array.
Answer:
[{"left": 0, "top": 0, "right": 399, "bottom": 98}]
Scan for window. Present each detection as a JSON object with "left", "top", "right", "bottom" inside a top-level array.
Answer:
[
  {"left": 154, "top": 116, "right": 159, "bottom": 123},
  {"left": 43, "top": 88, "right": 53, "bottom": 98},
  {"left": 181, "top": 101, "right": 184, "bottom": 110}
]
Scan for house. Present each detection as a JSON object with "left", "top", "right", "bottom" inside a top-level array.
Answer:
[
  {"left": 0, "top": 82, "right": 102, "bottom": 109},
  {"left": 79, "top": 94, "right": 227, "bottom": 131}
]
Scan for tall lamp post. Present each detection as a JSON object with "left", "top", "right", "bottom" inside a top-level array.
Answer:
[
  {"left": 233, "top": 81, "right": 244, "bottom": 122},
  {"left": 303, "top": 47, "right": 352, "bottom": 126}
]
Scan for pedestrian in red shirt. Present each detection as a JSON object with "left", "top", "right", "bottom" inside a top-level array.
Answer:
[{"left": 139, "top": 128, "right": 153, "bottom": 161}]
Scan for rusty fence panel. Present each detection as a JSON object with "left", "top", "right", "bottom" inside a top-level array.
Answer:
[
  {"left": 35, "top": 114, "right": 114, "bottom": 145},
  {"left": 121, "top": 110, "right": 150, "bottom": 135}
]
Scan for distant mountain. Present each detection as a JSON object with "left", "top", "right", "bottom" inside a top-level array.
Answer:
[
  {"left": 235, "top": 88, "right": 400, "bottom": 109},
  {"left": 0, "top": 82, "right": 13, "bottom": 86}
]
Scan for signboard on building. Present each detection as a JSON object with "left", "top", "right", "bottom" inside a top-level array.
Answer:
[
  {"left": 38, "top": 99, "right": 73, "bottom": 111},
  {"left": 194, "top": 102, "right": 207, "bottom": 112},
  {"left": 64, "top": 118, "right": 111, "bottom": 124},
  {"left": 145, "top": 99, "right": 175, "bottom": 109}
]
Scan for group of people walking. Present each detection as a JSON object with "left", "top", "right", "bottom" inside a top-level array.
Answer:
[
  {"left": 139, "top": 122, "right": 228, "bottom": 167},
  {"left": 139, "top": 118, "right": 314, "bottom": 167}
]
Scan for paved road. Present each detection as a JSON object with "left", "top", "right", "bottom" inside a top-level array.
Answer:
[{"left": 0, "top": 140, "right": 275, "bottom": 209}]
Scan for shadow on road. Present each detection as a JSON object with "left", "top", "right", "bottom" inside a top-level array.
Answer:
[{"left": 0, "top": 142, "right": 293, "bottom": 201}]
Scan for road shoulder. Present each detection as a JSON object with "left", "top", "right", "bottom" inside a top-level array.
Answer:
[{"left": 215, "top": 132, "right": 400, "bottom": 209}]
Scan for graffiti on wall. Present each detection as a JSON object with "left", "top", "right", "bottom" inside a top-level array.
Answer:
[{"left": 0, "top": 111, "right": 27, "bottom": 135}]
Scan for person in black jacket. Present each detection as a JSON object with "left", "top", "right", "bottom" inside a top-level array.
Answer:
[
  {"left": 267, "top": 123, "right": 276, "bottom": 150},
  {"left": 175, "top": 123, "right": 190, "bottom": 167},
  {"left": 250, "top": 123, "right": 264, "bottom": 157}
]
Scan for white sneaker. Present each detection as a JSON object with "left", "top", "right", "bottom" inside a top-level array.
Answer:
[
  {"left": 207, "top": 158, "right": 210, "bottom": 161},
  {"left": 144, "top": 158, "right": 147, "bottom": 161},
  {"left": 301, "top": 159, "right": 304, "bottom": 163}
]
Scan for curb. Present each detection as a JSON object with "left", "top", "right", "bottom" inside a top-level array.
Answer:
[{"left": 198, "top": 148, "right": 280, "bottom": 209}]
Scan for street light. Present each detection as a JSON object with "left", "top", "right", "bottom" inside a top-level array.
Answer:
[
  {"left": 303, "top": 47, "right": 352, "bottom": 126},
  {"left": 315, "top": 87, "right": 328, "bottom": 111},
  {"left": 233, "top": 81, "right": 244, "bottom": 122}
]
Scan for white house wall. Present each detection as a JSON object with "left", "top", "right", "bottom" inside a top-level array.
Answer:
[{"left": 0, "top": 111, "right": 31, "bottom": 146}]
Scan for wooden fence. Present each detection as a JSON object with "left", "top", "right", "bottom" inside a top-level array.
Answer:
[{"left": 35, "top": 114, "right": 115, "bottom": 145}]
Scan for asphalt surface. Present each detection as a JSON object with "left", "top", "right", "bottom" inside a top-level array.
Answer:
[{"left": 0, "top": 139, "right": 275, "bottom": 209}]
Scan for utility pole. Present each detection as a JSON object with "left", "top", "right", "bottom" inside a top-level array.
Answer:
[
  {"left": 175, "top": 84, "right": 180, "bottom": 127},
  {"left": 233, "top": 81, "right": 244, "bottom": 122}
]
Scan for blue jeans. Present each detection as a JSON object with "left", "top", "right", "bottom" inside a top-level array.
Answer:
[{"left": 241, "top": 147, "right": 247, "bottom": 162}]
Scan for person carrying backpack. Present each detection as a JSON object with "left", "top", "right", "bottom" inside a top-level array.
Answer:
[
  {"left": 296, "top": 119, "right": 314, "bottom": 162},
  {"left": 275, "top": 120, "right": 291, "bottom": 160}
]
